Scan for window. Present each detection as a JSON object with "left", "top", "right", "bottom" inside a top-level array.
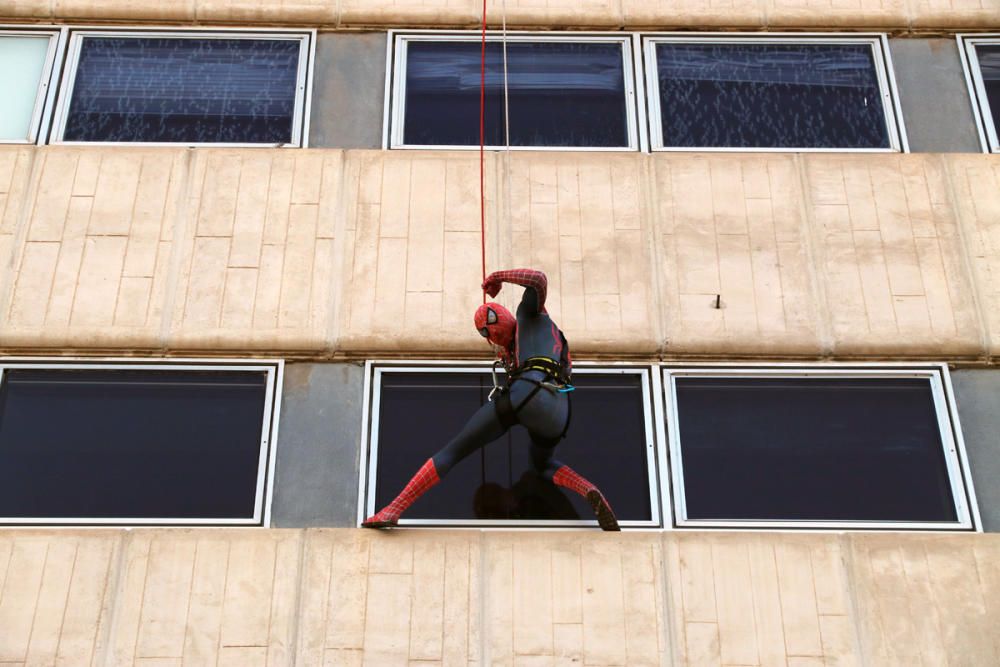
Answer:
[
  {"left": 959, "top": 35, "right": 1000, "bottom": 153},
  {"left": 664, "top": 366, "right": 977, "bottom": 530},
  {"left": 389, "top": 33, "right": 639, "bottom": 150},
  {"left": 0, "top": 30, "right": 60, "bottom": 144},
  {"left": 51, "top": 31, "right": 312, "bottom": 146},
  {"left": 643, "top": 35, "right": 905, "bottom": 151},
  {"left": 360, "top": 363, "right": 663, "bottom": 527},
  {"left": 0, "top": 360, "right": 282, "bottom": 525}
]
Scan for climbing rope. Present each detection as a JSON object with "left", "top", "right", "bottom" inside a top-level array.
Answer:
[
  {"left": 479, "top": 0, "right": 488, "bottom": 302},
  {"left": 478, "top": 0, "right": 512, "bottom": 303}
]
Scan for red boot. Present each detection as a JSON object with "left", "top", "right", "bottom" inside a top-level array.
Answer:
[
  {"left": 362, "top": 459, "right": 440, "bottom": 528},
  {"left": 552, "top": 465, "right": 620, "bottom": 531}
]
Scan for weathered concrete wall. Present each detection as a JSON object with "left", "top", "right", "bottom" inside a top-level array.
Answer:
[
  {"left": 1, "top": 0, "right": 998, "bottom": 30},
  {"left": 952, "top": 369, "right": 1000, "bottom": 533},
  {"left": 889, "top": 38, "right": 984, "bottom": 154},
  {"left": 308, "top": 32, "right": 387, "bottom": 151},
  {"left": 1, "top": 147, "right": 999, "bottom": 360},
  {"left": 271, "top": 362, "right": 366, "bottom": 528},
  {"left": 0, "top": 529, "right": 997, "bottom": 664}
]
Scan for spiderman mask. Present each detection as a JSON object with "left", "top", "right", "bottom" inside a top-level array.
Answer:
[{"left": 474, "top": 302, "right": 516, "bottom": 349}]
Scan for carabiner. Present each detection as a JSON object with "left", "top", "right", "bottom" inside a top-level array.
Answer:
[{"left": 488, "top": 359, "right": 503, "bottom": 402}]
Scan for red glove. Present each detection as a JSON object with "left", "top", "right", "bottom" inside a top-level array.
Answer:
[{"left": 482, "top": 276, "right": 502, "bottom": 298}]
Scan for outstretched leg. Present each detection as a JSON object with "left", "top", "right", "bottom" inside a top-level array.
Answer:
[
  {"left": 363, "top": 398, "right": 508, "bottom": 528},
  {"left": 529, "top": 439, "right": 620, "bottom": 532}
]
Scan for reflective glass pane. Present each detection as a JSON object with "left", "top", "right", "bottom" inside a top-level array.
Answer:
[
  {"left": 976, "top": 45, "right": 1000, "bottom": 142},
  {"left": 63, "top": 37, "right": 301, "bottom": 143},
  {"left": 374, "top": 372, "right": 652, "bottom": 522},
  {"left": 674, "top": 377, "right": 958, "bottom": 523},
  {"left": 655, "top": 43, "right": 891, "bottom": 148},
  {"left": 403, "top": 41, "right": 630, "bottom": 147},
  {"left": 0, "top": 369, "right": 269, "bottom": 520},
  {"left": 0, "top": 35, "right": 51, "bottom": 142}
]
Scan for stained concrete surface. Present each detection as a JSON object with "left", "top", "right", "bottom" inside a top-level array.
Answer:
[
  {"left": 952, "top": 369, "right": 1000, "bottom": 532},
  {"left": 889, "top": 38, "right": 984, "bottom": 153},
  {"left": 308, "top": 32, "right": 387, "bottom": 149},
  {"left": 270, "top": 362, "right": 366, "bottom": 526}
]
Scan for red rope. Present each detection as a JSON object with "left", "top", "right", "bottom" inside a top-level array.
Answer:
[{"left": 479, "top": 0, "right": 487, "bottom": 303}]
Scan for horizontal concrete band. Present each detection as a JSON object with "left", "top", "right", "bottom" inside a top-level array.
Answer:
[
  {"left": 1, "top": 147, "right": 999, "bottom": 360},
  {"left": 1, "top": 0, "right": 999, "bottom": 31},
  {"left": 0, "top": 529, "right": 998, "bottom": 665}
]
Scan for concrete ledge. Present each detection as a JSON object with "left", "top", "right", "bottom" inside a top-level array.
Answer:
[
  {"left": 0, "top": 529, "right": 997, "bottom": 664},
  {"left": 1, "top": 0, "right": 998, "bottom": 30}
]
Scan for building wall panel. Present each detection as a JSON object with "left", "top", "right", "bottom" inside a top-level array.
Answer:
[
  {"left": 506, "top": 153, "right": 661, "bottom": 355},
  {"left": 804, "top": 154, "right": 982, "bottom": 357},
  {"left": 0, "top": 147, "right": 997, "bottom": 359},
  {"left": 763, "top": 0, "right": 907, "bottom": 28},
  {"left": 948, "top": 155, "right": 1000, "bottom": 359},
  {"left": 0, "top": 529, "right": 996, "bottom": 665},
  {"left": 167, "top": 150, "right": 342, "bottom": 352},
  {"left": 0, "top": 532, "right": 119, "bottom": 667},
  {"left": 889, "top": 39, "right": 984, "bottom": 155},
  {"left": 337, "top": 150, "right": 501, "bottom": 354},
  {"left": 107, "top": 530, "right": 301, "bottom": 666},
  {"left": 0, "top": 148, "right": 186, "bottom": 350},
  {"left": 653, "top": 154, "right": 823, "bottom": 356},
  {"left": 4, "top": 0, "right": 999, "bottom": 29},
  {"left": 851, "top": 533, "right": 1000, "bottom": 665}
]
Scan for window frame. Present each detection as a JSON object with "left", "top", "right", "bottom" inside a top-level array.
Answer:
[
  {"left": 386, "top": 30, "right": 643, "bottom": 152},
  {"left": 357, "top": 361, "right": 666, "bottom": 528},
  {"left": 48, "top": 27, "right": 315, "bottom": 148},
  {"left": 662, "top": 363, "right": 980, "bottom": 531},
  {"left": 0, "top": 26, "right": 65, "bottom": 145},
  {"left": 0, "top": 357, "right": 284, "bottom": 527},
  {"left": 641, "top": 32, "right": 909, "bottom": 153},
  {"left": 958, "top": 34, "right": 1000, "bottom": 153}
]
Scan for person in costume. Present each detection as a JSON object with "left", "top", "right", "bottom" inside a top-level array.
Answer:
[{"left": 362, "top": 268, "right": 619, "bottom": 531}]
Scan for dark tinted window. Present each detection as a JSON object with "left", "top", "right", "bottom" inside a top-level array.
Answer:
[
  {"left": 674, "top": 376, "right": 958, "bottom": 523},
  {"left": 63, "top": 37, "right": 302, "bottom": 143},
  {"left": 0, "top": 369, "right": 269, "bottom": 520},
  {"left": 401, "top": 41, "right": 630, "bottom": 147},
  {"left": 977, "top": 45, "right": 1000, "bottom": 143},
  {"left": 373, "top": 371, "right": 653, "bottom": 523},
  {"left": 654, "top": 42, "right": 891, "bottom": 148}
]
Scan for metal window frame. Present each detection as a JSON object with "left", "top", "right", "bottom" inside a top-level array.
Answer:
[
  {"left": 48, "top": 27, "right": 315, "bottom": 148},
  {"left": 957, "top": 34, "right": 1000, "bottom": 153},
  {"left": 662, "top": 363, "right": 980, "bottom": 531},
  {"left": 642, "top": 32, "right": 909, "bottom": 153},
  {"left": 0, "top": 357, "right": 284, "bottom": 527},
  {"left": 357, "top": 360, "right": 665, "bottom": 529},
  {"left": 0, "top": 27, "right": 65, "bottom": 145},
  {"left": 386, "top": 30, "right": 642, "bottom": 152}
]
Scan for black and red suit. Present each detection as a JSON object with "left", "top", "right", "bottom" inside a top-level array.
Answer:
[{"left": 362, "top": 269, "right": 619, "bottom": 531}]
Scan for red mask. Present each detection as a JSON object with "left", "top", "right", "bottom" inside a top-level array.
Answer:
[{"left": 474, "top": 302, "right": 516, "bottom": 350}]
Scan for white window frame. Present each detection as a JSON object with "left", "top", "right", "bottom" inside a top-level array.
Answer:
[
  {"left": 642, "top": 33, "right": 909, "bottom": 153},
  {"left": 662, "top": 363, "right": 980, "bottom": 531},
  {"left": 0, "top": 26, "right": 66, "bottom": 145},
  {"left": 0, "top": 357, "right": 284, "bottom": 527},
  {"left": 958, "top": 34, "right": 1000, "bottom": 153},
  {"left": 357, "top": 361, "right": 665, "bottom": 528},
  {"left": 386, "top": 31, "right": 642, "bottom": 152},
  {"left": 49, "top": 28, "right": 315, "bottom": 148}
]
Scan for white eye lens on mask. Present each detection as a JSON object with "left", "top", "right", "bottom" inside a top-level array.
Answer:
[
  {"left": 479, "top": 327, "right": 490, "bottom": 338},
  {"left": 486, "top": 308, "right": 498, "bottom": 325}
]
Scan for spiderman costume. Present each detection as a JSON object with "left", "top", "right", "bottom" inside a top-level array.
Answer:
[{"left": 362, "top": 269, "right": 619, "bottom": 531}]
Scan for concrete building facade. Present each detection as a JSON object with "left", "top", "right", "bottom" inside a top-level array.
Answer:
[{"left": 0, "top": 0, "right": 999, "bottom": 664}]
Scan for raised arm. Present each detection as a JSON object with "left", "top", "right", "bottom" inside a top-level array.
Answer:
[{"left": 482, "top": 268, "right": 548, "bottom": 315}]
